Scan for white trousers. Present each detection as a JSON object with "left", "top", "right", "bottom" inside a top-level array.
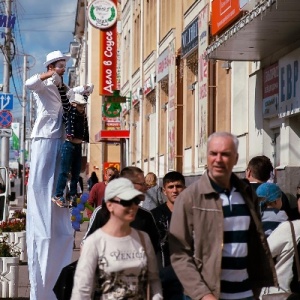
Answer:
[{"left": 27, "top": 138, "right": 74, "bottom": 300}]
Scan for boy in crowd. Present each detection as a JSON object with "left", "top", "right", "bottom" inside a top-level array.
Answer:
[
  {"left": 151, "top": 171, "right": 186, "bottom": 300},
  {"left": 52, "top": 92, "right": 91, "bottom": 208}
]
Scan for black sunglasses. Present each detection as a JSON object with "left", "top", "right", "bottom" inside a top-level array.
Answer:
[{"left": 109, "top": 197, "right": 141, "bottom": 207}]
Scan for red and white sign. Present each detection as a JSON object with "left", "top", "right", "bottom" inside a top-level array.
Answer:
[
  {"left": 99, "top": 0, "right": 117, "bottom": 95},
  {"left": 105, "top": 121, "right": 121, "bottom": 128},
  {"left": 0, "top": 110, "right": 12, "bottom": 128},
  {"left": 263, "top": 63, "right": 279, "bottom": 99},
  {"left": 262, "top": 63, "right": 278, "bottom": 118},
  {"left": 144, "top": 75, "right": 154, "bottom": 95},
  {"left": 157, "top": 49, "right": 170, "bottom": 82}
]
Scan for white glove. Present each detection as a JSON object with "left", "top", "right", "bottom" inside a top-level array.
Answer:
[
  {"left": 72, "top": 85, "right": 85, "bottom": 94},
  {"left": 72, "top": 83, "right": 94, "bottom": 96},
  {"left": 84, "top": 83, "right": 94, "bottom": 95},
  {"left": 51, "top": 72, "right": 62, "bottom": 88},
  {"left": 66, "top": 89, "right": 75, "bottom": 101}
]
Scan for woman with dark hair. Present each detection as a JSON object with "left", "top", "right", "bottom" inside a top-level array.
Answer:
[
  {"left": 86, "top": 167, "right": 120, "bottom": 218},
  {"left": 87, "top": 171, "right": 99, "bottom": 192},
  {"left": 72, "top": 178, "right": 162, "bottom": 299}
]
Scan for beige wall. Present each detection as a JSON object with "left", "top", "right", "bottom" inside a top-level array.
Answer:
[
  {"left": 87, "top": 27, "right": 103, "bottom": 179},
  {"left": 215, "top": 62, "right": 231, "bottom": 131}
]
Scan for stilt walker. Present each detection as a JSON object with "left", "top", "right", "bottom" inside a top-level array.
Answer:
[{"left": 25, "top": 50, "right": 75, "bottom": 299}]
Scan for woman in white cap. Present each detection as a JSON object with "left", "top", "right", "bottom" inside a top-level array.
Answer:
[
  {"left": 25, "top": 50, "right": 92, "bottom": 300},
  {"left": 72, "top": 177, "right": 163, "bottom": 300}
]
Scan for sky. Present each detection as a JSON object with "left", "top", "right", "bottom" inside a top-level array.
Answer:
[{"left": 0, "top": 0, "right": 78, "bottom": 121}]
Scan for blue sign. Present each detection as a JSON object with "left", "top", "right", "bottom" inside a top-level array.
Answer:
[
  {"left": 0, "top": 93, "right": 13, "bottom": 110},
  {"left": 181, "top": 17, "right": 198, "bottom": 58},
  {"left": 0, "top": 14, "right": 16, "bottom": 29}
]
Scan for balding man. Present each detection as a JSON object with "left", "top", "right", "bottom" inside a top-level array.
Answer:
[{"left": 169, "top": 132, "right": 277, "bottom": 300}]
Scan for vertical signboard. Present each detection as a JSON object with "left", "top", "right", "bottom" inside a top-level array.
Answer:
[
  {"left": 99, "top": 27, "right": 118, "bottom": 95},
  {"left": 262, "top": 63, "right": 279, "bottom": 118},
  {"left": 98, "top": 0, "right": 118, "bottom": 95},
  {"left": 168, "top": 39, "right": 176, "bottom": 170},
  {"left": 198, "top": 5, "right": 209, "bottom": 167},
  {"left": 11, "top": 122, "right": 20, "bottom": 151}
]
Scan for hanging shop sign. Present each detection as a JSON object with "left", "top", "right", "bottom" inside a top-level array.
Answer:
[
  {"left": 157, "top": 49, "right": 170, "bottom": 82},
  {"left": 104, "top": 90, "right": 126, "bottom": 103},
  {"left": 143, "top": 75, "right": 155, "bottom": 95},
  {"left": 102, "top": 102, "right": 122, "bottom": 118},
  {"left": 87, "top": 0, "right": 117, "bottom": 30},
  {"left": 99, "top": 14, "right": 118, "bottom": 95},
  {"left": 211, "top": 0, "right": 241, "bottom": 36},
  {"left": 132, "top": 88, "right": 141, "bottom": 106},
  {"left": 95, "top": 130, "right": 130, "bottom": 142},
  {"left": 181, "top": 17, "right": 198, "bottom": 58}
]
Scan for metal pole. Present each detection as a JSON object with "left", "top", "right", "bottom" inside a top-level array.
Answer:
[
  {"left": 0, "top": 0, "right": 12, "bottom": 169},
  {"left": 21, "top": 55, "right": 27, "bottom": 204}
]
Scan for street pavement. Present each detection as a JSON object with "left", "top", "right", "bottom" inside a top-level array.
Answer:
[{"left": 16, "top": 220, "right": 89, "bottom": 299}]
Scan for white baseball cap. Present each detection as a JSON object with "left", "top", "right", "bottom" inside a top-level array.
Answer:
[
  {"left": 105, "top": 178, "right": 144, "bottom": 201},
  {"left": 44, "top": 50, "right": 71, "bottom": 67}
]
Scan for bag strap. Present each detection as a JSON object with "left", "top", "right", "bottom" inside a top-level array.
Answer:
[
  {"left": 137, "top": 231, "right": 151, "bottom": 300},
  {"left": 138, "top": 230, "right": 146, "bottom": 253},
  {"left": 289, "top": 221, "right": 300, "bottom": 282}
]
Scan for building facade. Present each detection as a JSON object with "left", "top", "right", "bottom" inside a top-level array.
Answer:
[{"left": 71, "top": 0, "right": 300, "bottom": 205}]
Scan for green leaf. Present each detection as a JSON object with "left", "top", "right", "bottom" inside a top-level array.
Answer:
[
  {"left": 108, "top": 7, "right": 116, "bottom": 22},
  {"left": 90, "top": 5, "right": 96, "bottom": 21}
]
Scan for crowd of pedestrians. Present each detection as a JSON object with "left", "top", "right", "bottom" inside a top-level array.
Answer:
[
  {"left": 72, "top": 132, "right": 300, "bottom": 299},
  {"left": 26, "top": 49, "right": 300, "bottom": 300}
]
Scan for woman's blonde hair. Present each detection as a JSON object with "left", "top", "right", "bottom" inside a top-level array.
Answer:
[{"left": 145, "top": 172, "right": 157, "bottom": 188}]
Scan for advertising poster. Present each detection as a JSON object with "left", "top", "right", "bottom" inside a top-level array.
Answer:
[
  {"left": 262, "top": 63, "right": 279, "bottom": 118},
  {"left": 198, "top": 5, "right": 209, "bottom": 167},
  {"left": 168, "top": 38, "right": 176, "bottom": 170}
]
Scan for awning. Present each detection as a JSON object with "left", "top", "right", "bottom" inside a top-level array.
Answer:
[
  {"left": 207, "top": 0, "right": 300, "bottom": 61},
  {"left": 95, "top": 130, "right": 130, "bottom": 143}
]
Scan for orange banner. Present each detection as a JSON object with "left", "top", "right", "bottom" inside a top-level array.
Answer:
[{"left": 211, "top": 0, "right": 241, "bottom": 36}]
